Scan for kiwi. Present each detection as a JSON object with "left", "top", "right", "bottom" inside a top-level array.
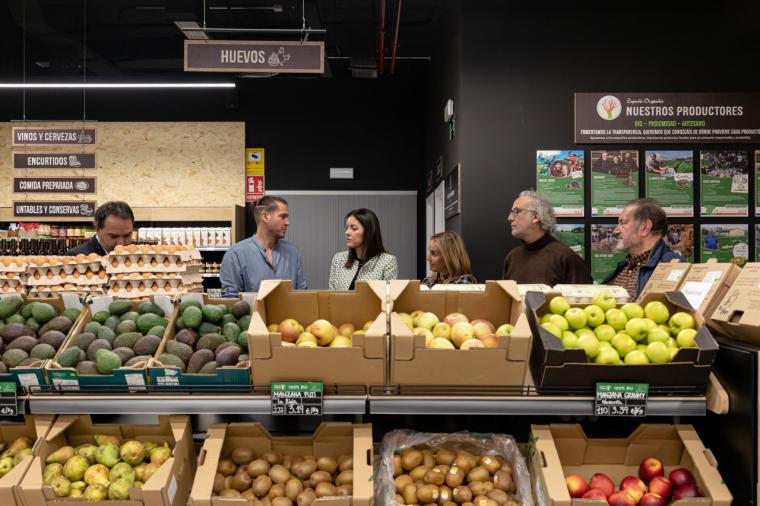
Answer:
[
  {"left": 417, "top": 483, "right": 440, "bottom": 503},
  {"left": 335, "top": 470, "right": 353, "bottom": 486},
  {"left": 402, "top": 483, "right": 418, "bottom": 504},
  {"left": 252, "top": 475, "right": 272, "bottom": 497},
  {"left": 230, "top": 472, "right": 252, "bottom": 492},
  {"left": 436, "top": 449, "right": 456, "bottom": 466},
  {"left": 268, "top": 464, "right": 291, "bottom": 484},
  {"left": 453, "top": 485, "right": 473, "bottom": 503},
  {"left": 410, "top": 465, "right": 430, "bottom": 482},
  {"left": 292, "top": 460, "right": 317, "bottom": 480},
  {"left": 272, "top": 498, "right": 293, "bottom": 506},
  {"left": 446, "top": 466, "right": 464, "bottom": 488},
  {"left": 218, "top": 489, "right": 241, "bottom": 498},
  {"left": 401, "top": 449, "right": 423, "bottom": 471},
  {"left": 394, "top": 474, "right": 413, "bottom": 493},
  {"left": 337, "top": 455, "right": 352, "bottom": 473},
  {"left": 308, "top": 471, "right": 332, "bottom": 488},
  {"left": 467, "top": 466, "right": 489, "bottom": 483},
  {"left": 247, "top": 459, "right": 270, "bottom": 478},
  {"left": 261, "top": 451, "right": 283, "bottom": 466},
  {"left": 314, "top": 482, "right": 336, "bottom": 498},
  {"left": 213, "top": 473, "right": 225, "bottom": 494},
  {"left": 479, "top": 455, "right": 501, "bottom": 474},
  {"left": 316, "top": 456, "right": 337, "bottom": 474},
  {"left": 296, "top": 490, "right": 317, "bottom": 506},
  {"left": 231, "top": 447, "right": 254, "bottom": 466},
  {"left": 217, "top": 458, "right": 237, "bottom": 477},
  {"left": 284, "top": 479, "right": 303, "bottom": 501}
]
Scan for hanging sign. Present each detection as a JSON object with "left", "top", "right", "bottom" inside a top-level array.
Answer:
[
  {"left": 13, "top": 201, "right": 96, "bottom": 218},
  {"left": 13, "top": 152, "right": 96, "bottom": 169},
  {"left": 185, "top": 40, "right": 324, "bottom": 74},
  {"left": 13, "top": 177, "right": 97, "bottom": 194},
  {"left": 12, "top": 127, "right": 96, "bottom": 146}
]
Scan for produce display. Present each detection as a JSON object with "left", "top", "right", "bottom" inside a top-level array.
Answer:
[
  {"left": 27, "top": 254, "right": 108, "bottom": 297},
  {"left": 540, "top": 291, "right": 699, "bottom": 364},
  {"left": 42, "top": 435, "right": 173, "bottom": 500},
  {"left": 0, "top": 295, "right": 77, "bottom": 372},
  {"left": 107, "top": 245, "right": 203, "bottom": 298},
  {"left": 157, "top": 298, "right": 251, "bottom": 373},
  {"left": 53, "top": 299, "right": 168, "bottom": 375},
  {"left": 0, "top": 436, "right": 34, "bottom": 476},
  {"left": 565, "top": 456, "right": 702, "bottom": 504},
  {"left": 269, "top": 317, "right": 373, "bottom": 348},
  {"left": 212, "top": 449, "right": 353, "bottom": 505},
  {"left": 396, "top": 311, "right": 513, "bottom": 350}
]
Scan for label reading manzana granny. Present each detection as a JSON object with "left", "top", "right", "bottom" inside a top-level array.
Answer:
[
  {"left": 700, "top": 224, "right": 748, "bottom": 267},
  {"left": 536, "top": 150, "right": 584, "bottom": 217},
  {"left": 591, "top": 224, "right": 627, "bottom": 283},
  {"left": 555, "top": 224, "right": 586, "bottom": 260},
  {"left": 591, "top": 150, "right": 639, "bottom": 217},
  {"left": 699, "top": 150, "right": 748, "bottom": 216},
  {"left": 644, "top": 151, "right": 694, "bottom": 217}
]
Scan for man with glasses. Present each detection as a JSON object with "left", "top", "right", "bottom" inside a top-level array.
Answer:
[{"left": 502, "top": 190, "right": 592, "bottom": 285}]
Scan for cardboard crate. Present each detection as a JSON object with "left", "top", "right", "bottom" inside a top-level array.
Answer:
[
  {"left": 0, "top": 294, "right": 85, "bottom": 390},
  {"left": 20, "top": 415, "right": 195, "bottom": 506},
  {"left": 637, "top": 259, "right": 692, "bottom": 301},
  {"left": 677, "top": 259, "right": 741, "bottom": 333},
  {"left": 0, "top": 415, "right": 55, "bottom": 506},
  {"left": 710, "top": 262, "right": 760, "bottom": 345},
  {"left": 189, "top": 422, "right": 373, "bottom": 506},
  {"left": 525, "top": 291, "right": 718, "bottom": 390},
  {"left": 148, "top": 293, "right": 255, "bottom": 388},
  {"left": 248, "top": 280, "right": 387, "bottom": 387},
  {"left": 388, "top": 280, "right": 532, "bottom": 386},
  {"left": 45, "top": 296, "right": 176, "bottom": 391},
  {"left": 553, "top": 284, "right": 630, "bottom": 305},
  {"left": 530, "top": 424, "right": 732, "bottom": 505}
]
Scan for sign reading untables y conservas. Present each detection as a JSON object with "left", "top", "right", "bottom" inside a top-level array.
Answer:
[
  {"left": 13, "top": 201, "right": 96, "bottom": 218},
  {"left": 185, "top": 40, "right": 324, "bottom": 73},
  {"left": 575, "top": 93, "right": 760, "bottom": 143},
  {"left": 14, "top": 177, "right": 96, "bottom": 194},
  {"left": 12, "top": 127, "right": 96, "bottom": 145},
  {"left": 271, "top": 382, "right": 323, "bottom": 416},
  {"left": 13, "top": 152, "right": 96, "bottom": 169},
  {"left": 595, "top": 382, "right": 649, "bottom": 417}
]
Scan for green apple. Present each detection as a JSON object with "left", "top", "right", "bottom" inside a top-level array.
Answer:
[
  {"left": 592, "top": 290, "right": 618, "bottom": 312},
  {"left": 669, "top": 347, "right": 680, "bottom": 360},
  {"left": 495, "top": 323, "right": 513, "bottom": 336},
  {"left": 625, "top": 318, "right": 649, "bottom": 342},
  {"left": 549, "top": 296, "right": 571, "bottom": 315},
  {"left": 666, "top": 337, "right": 678, "bottom": 349},
  {"left": 575, "top": 327, "right": 595, "bottom": 338},
  {"left": 605, "top": 308, "right": 628, "bottom": 331},
  {"left": 611, "top": 333, "right": 636, "bottom": 358},
  {"left": 541, "top": 322, "right": 562, "bottom": 338},
  {"left": 415, "top": 312, "right": 440, "bottom": 331},
  {"left": 646, "top": 341, "right": 671, "bottom": 363},
  {"left": 595, "top": 347, "right": 621, "bottom": 364},
  {"left": 599, "top": 341, "right": 613, "bottom": 350},
  {"left": 432, "top": 322, "right": 452, "bottom": 340},
  {"left": 669, "top": 311, "right": 696, "bottom": 334},
  {"left": 647, "top": 327, "right": 670, "bottom": 345},
  {"left": 561, "top": 332, "right": 580, "bottom": 349},
  {"left": 577, "top": 333, "right": 601, "bottom": 359},
  {"left": 564, "top": 308, "right": 587, "bottom": 330},
  {"left": 397, "top": 313, "right": 414, "bottom": 331},
  {"left": 676, "top": 328, "right": 697, "bottom": 348},
  {"left": 582, "top": 304, "right": 606, "bottom": 327},
  {"left": 547, "top": 314, "right": 569, "bottom": 332},
  {"left": 643, "top": 318, "right": 658, "bottom": 330},
  {"left": 540, "top": 313, "right": 553, "bottom": 325},
  {"left": 656, "top": 324, "right": 671, "bottom": 335},
  {"left": 637, "top": 344, "right": 648, "bottom": 352},
  {"left": 624, "top": 349, "right": 650, "bottom": 364},
  {"left": 594, "top": 324, "right": 616, "bottom": 342},
  {"left": 644, "top": 301, "right": 670, "bottom": 324},
  {"left": 621, "top": 303, "right": 645, "bottom": 320}
]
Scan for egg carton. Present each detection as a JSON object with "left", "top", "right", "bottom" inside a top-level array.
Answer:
[
  {"left": 107, "top": 278, "right": 201, "bottom": 291},
  {"left": 27, "top": 271, "right": 109, "bottom": 286},
  {"left": 27, "top": 254, "right": 105, "bottom": 269},
  {"left": 107, "top": 284, "right": 202, "bottom": 299},
  {"left": 0, "top": 272, "right": 27, "bottom": 281},
  {"left": 110, "top": 244, "right": 203, "bottom": 260},
  {"left": 27, "top": 262, "right": 105, "bottom": 278},
  {"left": 106, "top": 256, "right": 197, "bottom": 274},
  {"left": 551, "top": 284, "right": 630, "bottom": 305},
  {"left": 28, "top": 285, "right": 105, "bottom": 296},
  {"left": 110, "top": 271, "right": 202, "bottom": 284},
  {"left": 0, "top": 257, "right": 29, "bottom": 272},
  {"left": 0, "top": 282, "right": 25, "bottom": 294}
]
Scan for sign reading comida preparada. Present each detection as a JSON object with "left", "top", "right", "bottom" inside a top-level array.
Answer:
[
  {"left": 12, "top": 127, "right": 96, "bottom": 146},
  {"left": 184, "top": 40, "right": 324, "bottom": 73},
  {"left": 13, "top": 152, "right": 96, "bottom": 169},
  {"left": 14, "top": 201, "right": 96, "bottom": 218},
  {"left": 575, "top": 93, "right": 760, "bottom": 143},
  {"left": 14, "top": 177, "right": 96, "bottom": 194}
]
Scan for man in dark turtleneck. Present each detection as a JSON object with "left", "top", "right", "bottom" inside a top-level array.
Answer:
[{"left": 502, "top": 190, "right": 592, "bottom": 286}]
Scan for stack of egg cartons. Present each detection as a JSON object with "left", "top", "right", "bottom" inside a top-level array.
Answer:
[
  {"left": 106, "top": 244, "right": 203, "bottom": 298},
  {"left": 0, "top": 256, "right": 28, "bottom": 294},
  {"left": 26, "top": 254, "right": 108, "bottom": 297}
]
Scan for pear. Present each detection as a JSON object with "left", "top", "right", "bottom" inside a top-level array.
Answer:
[
  {"left": 71, "top": 480, "right": 86, "bottom": 491},
  {"left": 142, "top": 441, "right": 158, "bottom": 458},
  {"left": 142, "top": 462, "right": 161, "bottom": 482},
  {"left": 69, "top": 489, "right": 84, "bottom": 498},
  {"left": 62, "top": 455, "right": 90, "bottom": 482},
  {"left": 50, "top": 476, "right": 71, "bottom": 498},
  {"left": 120, "top": 440, "right": 146, "bottom": 466},
  {"left": 43, "top": 463, "right": 63, "bottom": 484},
  {"left": 46, "top": 445, "right": 75, "bottom": 464},
  {"left": 149, "top": 445, "right": 172, "bottom": 466},
  {"left": 134, "top": 480, "right": 144, "bottom": 488},
  {"left": 133, "top": 463, "right": 146, "bottom": 481},
  {"left": 84, "top": 463, "right": 111, "bottom": 487},
  {"left": 0, "top": 443, "right": 6, "bottom": 454},
  {"left": 76, "top": 444, "right": 98, "bottom": 464},
  {"left": 0, "top": 457, "right": 14, "bottom": 478},
  {"left": 108, "top": 478, "right": 133, "bottom": 500},
  {"left": 83, "top": 483, "right": 108, "bottom": 501},
  {"left": 94, "top": 434, "right": 121, "bottom": 446},
  {"left": 110, "top": 462, "right": 136, "bottom": 485},
  {"left": 95, "top": 443, "right": 120, "bottom": 467},
  {"left": 0, "top": 437, "right": 33, "bottom": 459},
  {"left": 13, "top": 447, "right": 33, "bottom": 465}
]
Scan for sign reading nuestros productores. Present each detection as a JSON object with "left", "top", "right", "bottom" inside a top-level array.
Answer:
[
  {"left": 184, "top": 40, "right": 324, "bottom": 73},
  {"left": 13, "top": 201, "right": 96, "bottom": 218},
  {"left": 13, "top": 152, "right": 96, "bottom": 169},
  {"left": 14, "top": 177, "right": 96, "bottom": 194},
  {"left": 12, "top": 128, "right": 96, "bottom": 146},
  {"left": 575, "top": 93, "right": 760, "bottom": 143}
]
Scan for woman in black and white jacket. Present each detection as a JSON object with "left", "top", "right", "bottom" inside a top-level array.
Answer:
[{"left": 328, "top": 208, "right": 398, "bottom": 290}]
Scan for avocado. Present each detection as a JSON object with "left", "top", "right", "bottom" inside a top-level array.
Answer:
[
  {"left": 96, "top": 326, "right": 115, "bottom": 344},
  {"left": 221, "top": 314, "right": 237, "bottom": 326},
  {"left": 125, "top": 355, "right": 150, "bottom": 367},
  {"left": 198, "top": 361, "right": 218, "bottom": 374},
  {"left": 138, "top": 301, "right": 164, "bottom": 317},
  {"left": 2, "top": 349, "right": 28, "bottom": 368},
  {"left": 62, "top": 308, "right": 81, "bottom": 322},
  {"left": 133, "top": 335, "right": 161, "bottom": 356},
  {"left": 40, "top": 330, "right": 67, "bottom": 350},
  {"left": 92, "top": 311, "right": 111, "bottom": 324},
  {"left": 104, "top": 316, "right": 121, "bottom": 332},
  {"left": 236, "top": 330, "right": 249, "bottom": 351},
  {"left": 20, "top": 302, "right": 35, "bottom": 320},
  {"left": 181, "top": 306, "right": 202, "bottom": 329},
  {"left": 113, "top": 332, "right": 142, "bottom": 350},
  {"left": 72, "top": 332, "right": 97, "bottom": 350},
  {"left": 223, "top": 322, "right": 241, "bottom": 343},
  {"left": 40, "top": 316, "right": 73, "bottom": 335},
  {"left": 108, "top": 300, "right": 132, "bottom": 316},
  {"left": 179, "top": 299, "right": 202, "bottom": 313},
  {"left": 174, "top": 329, "right": 198, "bottom": 348},
  {"left": 30, "top": 343, "right": 56, "bottom": 360},
  {"left": 196, "top": 333, "right": 225, "bottom": 352},
  {"left": 25, "top": 317, "right": 41, "bottom": 333},
  {"left": 111, "top": 347, "right": 135, "bottom": 364},
  {"left": 165, "top": 341, "right": 193, "bottom": 365},
  {"left": 230, "top": 300, "right": 251, "bottom": 319},
  {"left": 174, "top": 316, "right": 185, "bottom": 330},
  {"left": 201, "top": 305, "right": 224, "bottom": 324},
  {"left": 197, "top": 322, "right": 221, "bottom": 337},
  {"left": 75, "top": 361, "right": 98, "bottom": 375},
  {"left": 115, "top": 320, "right": 137, "bottom": 335},
  {"left": 187, "top": 349, "right": 215, "bottom": 373},
  {"left": 157, "top": 353, "right": 186, "bottom": 372},
  {"left": 95, "top": 349, "right": 122, "bottom": 375},
  {"left": 7, "top": 336, "right": 39, "bottom": 354},
  {"left": 119, "top": 311, "right": 140, "bottom": 323},
  {"left": 5, "top": 314, "right": 26, "bottom": 326},
  {"left": 147, "top": 326, "right": 166, "bottom": 338},
  {"left": 237, "top": 315, "right": 251, "bottom": 332},
  {"left": 83, "top": 321, "right": 101, "bottom": 335},
  {"left": 57, "top": 346, "right": 83, "bottom": 368},
  {"left": 86, "top": 339, "right": 112, "bottom": 362},
  {"left": 0, "top": 296, "right": 23, "bottom": 319},
  {"left": 136, "top": 314, "right": 166, "bottom": 335},
  {"left": 1, "top": 324, "right": 35, "bottom": 344}
]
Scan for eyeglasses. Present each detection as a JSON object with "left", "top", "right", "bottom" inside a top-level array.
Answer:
[{"left": 508, "top": 208, "right": 534, "bottom": 217}]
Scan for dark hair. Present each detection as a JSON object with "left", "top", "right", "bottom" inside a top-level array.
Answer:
[
  {"left": 254, "top": 196, "right": 288, "bottom": 224},
  {"left": 627, "top": 198, "right": 667, "bottom": 236},
  {"left": 344, "top": 208, "right": 386, "bottom": 268},
  {"left": 94, "top": 201, "right": 134, "bottom": 229}
]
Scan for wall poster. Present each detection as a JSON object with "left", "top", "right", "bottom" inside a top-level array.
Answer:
[
  {"left": 644, "top": 150, "right": 694, "bottom": 216},
  {"left": 700, "top": 224, "right": 749, "bottom": 266},
  {"left": 699, "top": 150, "right": 748, "bottom": 216},
  {"left": 591, "top": 223, "right": 627, "bottom": 283},
  {"left": 665, "top": 224, "right": 695, "bottom": 262},
  {"left": 590, "top": 150, "right": 639, "bottom": 216},
  {"left": 555, "top": 224, "right": 586, "bottom": 260},
  {"left": 536, "top": 150, "right": 584, "bottom": 217}
]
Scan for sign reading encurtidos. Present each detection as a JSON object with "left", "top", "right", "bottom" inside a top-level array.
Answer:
[
  {"left": 575, "top": 93, "right": 760, "bottom": 143},
  {"left": 12, "top": 127, "right": 95, "bottom": 145},
  {"left": 14, "top": 201, "right": 96, "bottom": 218},
  {"left": 185, "top": 40, "right": 324, "bottom": 73},
  {"left": 13, "top": 152, "right": 96, "bottom": 169}
]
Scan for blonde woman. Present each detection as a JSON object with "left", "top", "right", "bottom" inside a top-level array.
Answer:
[{"left": 422, "top": 231, "right": 478, "bottom": 288}]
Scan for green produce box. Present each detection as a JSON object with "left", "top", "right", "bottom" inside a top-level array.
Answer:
[
  {"left": 148, "top": 293, "right": 254, "bottom": 389},
  {"left": 0, "top": 293, "right": 85, "bottom": 391},
  {"left": 45, "top": 295, "right": 176, "bottom": 392}
]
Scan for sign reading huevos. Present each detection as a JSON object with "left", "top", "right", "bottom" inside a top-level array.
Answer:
[
  {"left": 184, "top": 40, "right": 324, "bottom": 73},
  {"left": 12, "top": 127, "right": 96, "bottom": 146}
]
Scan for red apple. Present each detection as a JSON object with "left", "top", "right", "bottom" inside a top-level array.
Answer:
[
  {"left": 669, "top": 467, "right": 696, "bottom": 488},
  {"left": 588, "top": 473, "right": 615, "bottom": 498},
  {"left": 639, "top": 492, "right": 666, "bottom": 506},
  {"left": 581, "top": 488, "right": 607, "bottom": 500},
  {"left": 638, "top": 456, "right": 664, "bottom": 483},
  {"left": 647, "top": 476, "right": 673, "bottom": 500},
  {"left": 565, "top": 474, "right": 587, "bottom": 498},
  {"left": 673, "top": 483, "right": 701, "bottom": 499},
  {"left": 277, "top": 318, "right": 302, "bottom": 343},
  {"left": 619, "top": 475, "right": 647, "bottom": 502},
  {"left": 607, "top": 490, "right": 637, "bottom": 506}
]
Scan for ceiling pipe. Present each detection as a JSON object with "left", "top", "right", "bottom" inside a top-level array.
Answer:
[
  {"left": 378, "top": 0, "right": 386, "bottom": 74},
  {"left": 390, "top": 0, "right": 402, "bottom": 74}
]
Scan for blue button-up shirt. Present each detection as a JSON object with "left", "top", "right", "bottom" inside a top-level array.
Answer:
[{"left": 220, "top": 236, "right": 307, "bottom": 297}]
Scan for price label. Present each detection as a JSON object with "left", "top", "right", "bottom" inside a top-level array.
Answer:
[
  {"left": 0, "top": 382, "right": 18, "bottom": 416},
  {"left": 595, "top": 383, "right": 648, "bottom": 417},
  {"left": 271, "top": 382, "right": 323, "bottom": 416}
]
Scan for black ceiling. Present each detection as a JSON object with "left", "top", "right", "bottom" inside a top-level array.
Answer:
[{"left": 0, "top": 0, "right": 439, "bottom": 80}]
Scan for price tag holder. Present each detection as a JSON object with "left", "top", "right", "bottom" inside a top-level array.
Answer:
[
  {"left": 0, "top": 382, "right": 18, "bottom": 416},
  {"left": 271, "top": 382, "right": 323, "bottom": 416},
  {"left": 595, "top": 383, "right": 648, "bottom": 417}
]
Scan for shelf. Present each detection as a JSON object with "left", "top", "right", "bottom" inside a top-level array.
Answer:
[{"left": 201, "top": 273, "right": 220, "bottom": 278}]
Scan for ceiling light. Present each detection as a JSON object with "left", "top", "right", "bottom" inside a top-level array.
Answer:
[{"left": 0, "top": 83, "right": 235, "bottom": 89}]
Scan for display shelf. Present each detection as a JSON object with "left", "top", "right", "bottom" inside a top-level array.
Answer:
[{"left": 200, "top": 273, "right": 220, "bottom": 278}]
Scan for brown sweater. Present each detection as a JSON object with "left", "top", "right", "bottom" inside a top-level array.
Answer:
[{"left": 502, "top": 233, "right": 593, "bottom": 285}]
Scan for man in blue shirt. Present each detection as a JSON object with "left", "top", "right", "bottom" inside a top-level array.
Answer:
[{"left": 221, "top": 195, "right": 307, "bottom": 296}]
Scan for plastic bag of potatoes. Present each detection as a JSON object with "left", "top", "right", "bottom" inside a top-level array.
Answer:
[{"left": 376, "top": 430, "right": 534, "bottom": 506}]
